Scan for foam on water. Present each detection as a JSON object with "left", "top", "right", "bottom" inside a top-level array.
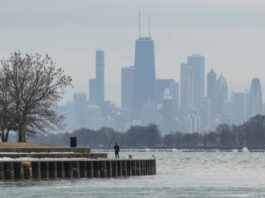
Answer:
[
  {"left": 242, "top": 146, "right": 249, "bottom": 152},
  {"left": 1, "top": 150, "right": 265, "bottom": 197}
]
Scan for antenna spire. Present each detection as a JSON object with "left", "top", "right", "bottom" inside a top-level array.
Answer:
[
  {"left": 139, "top": 9, "right": 141, "bottom": 38},
  {"left": 148, "top": 17, "right": 151, "bottom": 37}
]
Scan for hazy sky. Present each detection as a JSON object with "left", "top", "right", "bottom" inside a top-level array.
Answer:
[{"left": 1, "top": 0, "right": 265, "bottom": 106}]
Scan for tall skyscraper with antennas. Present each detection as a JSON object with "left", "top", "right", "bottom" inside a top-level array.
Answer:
[{"left": 132, "top": 12, "right": 156, "bottom": 120}]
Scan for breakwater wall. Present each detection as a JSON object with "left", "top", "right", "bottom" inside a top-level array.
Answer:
[
  {"left": 0, "top": 159, "right": 156, "bottom": 180},
  {"left": 0, "top": 146, "right": 156, "bottom": 180}
]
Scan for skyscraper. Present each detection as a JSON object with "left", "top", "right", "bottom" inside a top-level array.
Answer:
[
  {"left": 250, "top": 78, "right": 263, "bottom": 117},
  {"left": 73, "top": 93, "right": 89, "bottom": 128},
  {"left": 180, "top": 63, "right": 193, "bottom": 116},
  {"left": 95, "top": 50, "right": 105, "bottom": 106},
  {"left": 162, "top": 88, "right": 174, "bottom": 135},
  {"left": 121, "top": 66, "right": 134, "bottom": 110},
  {"left": 207, "top": 69, "right": 217, "bottom": 117},
  {"left": 89, "top": 79, "right": 97, "bottom": 105},
  {"left": 89, "top": 50, "right": 105, "bottom": 107},
  {"left": 216, "top": 74, "right": 228, "bottom": 118},
  {"left": 187, "top": 54, "right": 205, "bottom": 110},
  {"left": 133, "top": 37, "right": 156, "bottom": 119},
  {"left": 232, "top": 91, "right": 248, "bottom": 125},
  {"left": 156, "top": 79, "right": 179, "bottom": 117}
]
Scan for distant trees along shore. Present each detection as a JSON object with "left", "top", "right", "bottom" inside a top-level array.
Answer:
[{"left": 32, "top": 115, "right": 265, "bottom": 148}]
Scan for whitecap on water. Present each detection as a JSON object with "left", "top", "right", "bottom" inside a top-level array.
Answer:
[
  {"left": 241, "top": 146, "right": 249, "bottom": 152},
  {"left": 171, "top": 148, "right": 179, "bottom": 152}
]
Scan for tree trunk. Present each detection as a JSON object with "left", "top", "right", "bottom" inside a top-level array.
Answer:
[
  {"left": 3, "top": 130, "right": 9, "bottom": 142},
  {"left": 18, "top": 124, "right": 26, "bottom": 142},
  {"left": 1, "top": 129, "right": 9, "bottom": 142}
]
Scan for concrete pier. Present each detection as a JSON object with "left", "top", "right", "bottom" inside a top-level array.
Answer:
[
  {"left": 0, "top": 159, "right": 156, "bottom": 180},
  {"left": 0, "top": 145, "right": 156, "bottom": 180}
]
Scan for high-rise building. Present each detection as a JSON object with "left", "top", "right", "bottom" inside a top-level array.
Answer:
[
  {"left": 187, "top": 54, "right": 205, "bottom": 110},
  {"left": 201, "top": 97, "right": 211, "bottom": 129},
  {"left": 121, "top": 66, "right": 134, "bottom": 110},
  {"left": 216, "top": 74, "right": 228, "bottom": 118},
  {"left": 121, "top": 66, "right": 134, "bottom": 125},
  {"left": 140, "top": 98, "right": 158, "bottom": 126},
  {"left": 95, "top": 50, "right": 105, "bottom": 106},
  {"left": 156, "top": 79, "right": 179, "bottom": 116},
  {"left": 162, "top": 88, "right": 174, "bottom": 135},
  {"left": 89, "top": 79, "right": 97, "bottom": 105},
  {"left": 89, "top": 50, "right": 105, "bottom": 107},
  {"left": 180, "top": 63, "right": 193, "bottom": 116},
  {"left": 250, "top": 78, "right": 263, "bottom": 117},
  {"left": 207, "top": 69, "right": 217, "bottom": 117},
  {"left": 232, "top": 91, "right": 248, "bottom": 125},
  {"left": 133, "top": 37, "right": 156, "bottom": 119},
  {"left": 73, "top": 93, "right": 89, "bottom": 128}
]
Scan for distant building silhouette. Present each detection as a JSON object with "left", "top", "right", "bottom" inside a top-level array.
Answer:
[
  {"left": 133, "top": 37, "right": 156, "bottom": 119},
  {"left": 187, "top": 54, "right": 205, "bottom": 110},
  {"left": 121, "top": 66, "right": 135, "bottom": 128},
  {"left": 122, "top": 66, "right": 134, "bottom": 111},
  {"left": 89, "top": 50, "right": 105, "bottom": 108},
  {"left": 156, "top": 79, "right": 179, "bottom": 117},
  {"left": 140, "top": 98, "right": 159, "bottom": 126},
  {"left": 232, "top": 91, "right": 248, "bottom": 125},
  {"left": 207, "top": 69, "right": 217, "bottom": 117},
  {"left": 180, "top": 63, "right": 193, "bottom": 116},
  {"left": 89, "top": 79, "right": 97, "bottom": 104},
  {"left": 201, "top": 97, "right": 211, "bottom": 129},
  {"left": 56, "top": 33, "right": 265, "bottom": 135},
  {"left": 162, "top": 88, "right": 174, "bottom": 135},
  {"left": 73, "top": 93, "right": 89, "bottom": 128},
  {"left": 250, "top": 78, "right": 263, "bottom": 117},
  {"left": 216, "top": 74, "right": 228, "bottom": 118}
]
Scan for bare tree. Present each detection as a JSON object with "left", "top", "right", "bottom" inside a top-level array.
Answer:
[
  {"left": 0, "top": 71, "right": 16, "bottom": 142},
  {"left": 0, "top": 52, "right": 72, "bottom": 142}
]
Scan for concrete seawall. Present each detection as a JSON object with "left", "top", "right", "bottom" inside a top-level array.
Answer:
[
  {"left": 0, "top": 159, "right": 156, "bottom": 180},
  {"left": 0, "top": 145, "right": 156, "bottom": 180}
]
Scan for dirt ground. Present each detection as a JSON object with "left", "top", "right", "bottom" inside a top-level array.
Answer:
[{"left": 0, "top": 142, "right": 59, "bottom": 148}]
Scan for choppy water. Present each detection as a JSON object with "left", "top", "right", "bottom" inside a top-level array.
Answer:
[{"left": 1, "top": 149, "right": 265, "bottom": 197}]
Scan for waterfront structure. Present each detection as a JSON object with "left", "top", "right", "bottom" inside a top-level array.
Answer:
[
  {"left": 250, "top": 78, "right": 263, "bottom": 117},
  {"left": 133, "top": 37, "right": 156, "bottom": 119},
  {"left": 0, "top": 144, "right": 156, "bottom": 180},
  {"left": 89, "top": 50, "right": 105, "bottom": 108}
]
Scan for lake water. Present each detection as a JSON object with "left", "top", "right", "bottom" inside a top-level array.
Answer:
[{"left": 1, "top": 149, "right": 265, "bottom": 197}]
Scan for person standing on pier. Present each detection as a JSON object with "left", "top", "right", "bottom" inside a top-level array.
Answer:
[{"left": 114, "top": 143, "right": 120, "bottom": 159}]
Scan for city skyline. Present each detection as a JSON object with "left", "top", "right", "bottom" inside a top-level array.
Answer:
[
  {"left": 58, "top": 32, "right": 264, "bottom": 134},
  {"left": 1, "top": 0, "right": 265, "bottom": 106}
]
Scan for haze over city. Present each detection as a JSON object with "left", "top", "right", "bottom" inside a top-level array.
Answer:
[
  {"left": 1, "top": 0, "right": 265, "bottom": 106},
  {"left": 3, "top": 1, "right": 265, "bottom": 197}
]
